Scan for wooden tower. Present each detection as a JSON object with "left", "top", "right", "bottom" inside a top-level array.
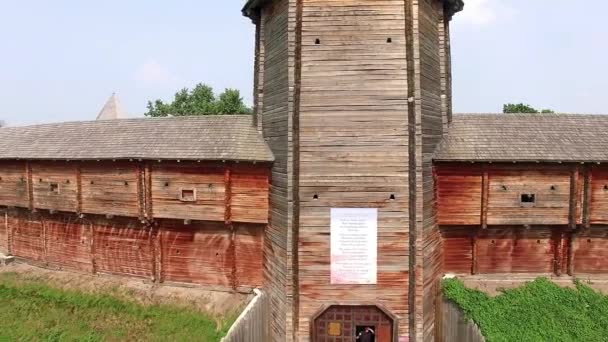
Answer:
[{"left": 243, "top": 0, "right": 463, "bottom": 340}]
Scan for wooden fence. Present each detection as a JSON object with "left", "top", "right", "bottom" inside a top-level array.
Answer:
[
  {"left": 439, "top": 298, "right": 485, "bottom": 342},
  {"left": 221, "top": 289, "right": 268, "bottom": 342}
]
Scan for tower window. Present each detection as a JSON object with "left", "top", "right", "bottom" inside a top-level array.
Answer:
[
  {"left": 520, "top": 193, "right": 536, "bottom": 206},
  {"left": 315, "top": 38, "right": 320, "bottom": 45}
]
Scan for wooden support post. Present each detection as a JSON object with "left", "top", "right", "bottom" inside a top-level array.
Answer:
[
  {"left": 4, "top": 209, "right": 10, "bottom": 256},
  {"left": 136, "top": 164, "right": 145, "bottom": 221},
  {"left": 156, "top": 224, "right": 163, "bottom": 283},
  {"left": 144, "top": 163, "right": 153, "bottom": 220},
  {"left": 76, "top": 164, "right": 82, "bottom": 215},
  {"left": 89, "top": 223, "right": 96, "bottom": 275},
  {"left": 481, "top": 166, "right": 489, "bottom": 229},
  {"left": 569, "top": 166, "right": 579, "bottom": 230},
  {"left": 149, "top": 224, "right": 156, "bottom": 282},
  {"left": 225, "top": 166, "right": 237, "bottom": 291},
  {"left": 25, "top": 161, "right": 34, "bottom": 211},
  {"left": 567, "top": 231, "right": 575, "bottom": 276},
  {"left": 42, "top": 215, "right": 48, "bottom": 266},
  {"left": 582, "top": 166, "right": 592, "bottom": 230},
  {"left": 471, "top": 229, "right": 478, "bottom": 275},
  {"left": 553, "top": 227, "right": 563, "bottom": 276}
]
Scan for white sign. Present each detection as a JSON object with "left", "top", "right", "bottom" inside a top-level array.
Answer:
[{"left": 330, "top": 208, "right": 378, "bottom": 285}]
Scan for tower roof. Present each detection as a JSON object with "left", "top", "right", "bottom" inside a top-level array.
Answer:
[
  {"left": 242, "top": 0, "right": 464, "bottom": 19},
  {"left": 96, "top": 93, "right": 128, "bottom": 120}
]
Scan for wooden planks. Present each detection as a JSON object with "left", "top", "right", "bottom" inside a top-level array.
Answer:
[
  {"left": 298, "top": 0, "right": 411, "bottom": 339},
  {"left": 573, "top": 229, "right": 608, "bottom": 274},
  {"left": 31, "top": 162, "right": 78, "bottom": 213},
  {"left": 476, "top": 228, "right": 554, "bottom": 274},
  {"left": 10, "top": 211, "right": 45, "bottom": 263},
  {"left": 92, "top": 218, "right": 153, "bottom": 279},
  {"left": 234, "top": 223, "right": 265, "bottom": 289},
  {"left": 0, "top": 208, "right": 7, "bottom": 254},
  {"left": 231, "top": 167, "right": 270, "bottom": 224},
  {"left": 160, "top": 220, "right": 233, "bottom": 287},
  {"left": 150, "top": 164, "right": 226, "bottom": 222},
  {"left": 436, "top": 165, "right": 482, "bottom": 226},
  {"left": 81, "top": 163, "right": 140, "bottom": 218},
  {"left": 441, "top": 228, "right": 473, "bottom": 274},
  {"left": 45, "top": 215, "right": 92, "bottom": 272},
  {"left": 0, "top": 161, "right": 28, "bottom": 208}
]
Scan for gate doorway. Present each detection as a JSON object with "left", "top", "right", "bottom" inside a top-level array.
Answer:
[{"left": 312, "top": 305, "right": 396, "bottom": 342}]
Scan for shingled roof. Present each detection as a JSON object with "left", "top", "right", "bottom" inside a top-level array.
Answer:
[
  {"left": 0, "top": 116, "right": 274, "bottom": 162},
  {"left": 434, "top": 113, "right": 608, "bottom": 163}
]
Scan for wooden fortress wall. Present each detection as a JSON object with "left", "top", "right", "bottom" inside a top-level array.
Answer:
[
  {"left": 252, "top": 0, "right": 453, "bottom": 340},
  {"left": 437, "top": 162, "right": 608, "bottom": 276},
  {"left": 0, "top": 160, "right": 269, "bottom": 291}
]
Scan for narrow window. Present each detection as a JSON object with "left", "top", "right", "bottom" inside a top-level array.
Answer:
[
  {"left": 49, "top": 183, "right": 59, "bottom": 194},
  {"left": 520, "top": 193, "right": 536, "bottom": 206},
  {"left": 180, "top": 188, "right": 196, "bottom": 202}
]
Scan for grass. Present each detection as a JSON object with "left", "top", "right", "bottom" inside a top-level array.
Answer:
[
  {"left": 0, "top": 272, "right": 236, "bottom": 342},
  {"left": 443, "top": 277, "right": 608, "bottom": 342}
]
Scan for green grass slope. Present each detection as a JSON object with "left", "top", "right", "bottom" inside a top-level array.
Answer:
[
  {"left": 0, "top": 272, "right": 234, "bottom": 341},
  {"left": 443, "top": 277, "right": 608, "bottom": 342}
]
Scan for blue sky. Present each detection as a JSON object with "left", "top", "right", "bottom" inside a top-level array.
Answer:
[{"left": 0, "top": 0, "right": 606, "bottom": 126}]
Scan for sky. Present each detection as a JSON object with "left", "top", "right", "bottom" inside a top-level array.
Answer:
[{"left": 0, "top": 0, "right": 606, "bottom": 126}]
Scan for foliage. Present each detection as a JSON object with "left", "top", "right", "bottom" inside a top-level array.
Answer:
[
  {"left": 0, "top": 272, "right": 234, "bottom": 341},
  {"left": 443, "top": 277, "right": 608, "bottom": 342},
  {"left": 145, "top": 83, "right": 252, "bottom": 117},
  {"left": 503, "top": 103, "right": 554, "bottom": 114}
]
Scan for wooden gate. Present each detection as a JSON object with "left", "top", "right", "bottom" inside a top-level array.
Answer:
[{"left": 312, "top": 305, "right": 396, "bottom": 342}]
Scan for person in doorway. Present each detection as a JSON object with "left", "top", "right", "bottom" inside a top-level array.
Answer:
[{"left": 356, "top": 326, "right": 375, "bottom": 342}]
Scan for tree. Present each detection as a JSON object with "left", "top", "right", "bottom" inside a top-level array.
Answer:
[
  {"left": 145, "top": 83, "right": 252, "bottom": 117},
  {"left": 503, "top": 103, "right": 554, "bottom": 114}
]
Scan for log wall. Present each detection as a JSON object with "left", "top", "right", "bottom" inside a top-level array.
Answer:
[
  {"left": 0, "top": 161, "right": 269, "bottom": 224},
  {"left": 297, "top": 0, "right": 411, "bottom": 339},
  {"left": 2, "top": 208, "right": 264, "bottom": 290}
]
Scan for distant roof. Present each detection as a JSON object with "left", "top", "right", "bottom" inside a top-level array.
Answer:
[
  {"left": 0, "top": 116, "right": 273, "bottom": 162},
  {"left": 96, "top": 93, "right": 128, "bottom": 120},
  {"left": 242, "top": 0, "right": 464, "bottom": 19},
  {"left": 434, "top": 114, "right": 608, "bottom": 163}
]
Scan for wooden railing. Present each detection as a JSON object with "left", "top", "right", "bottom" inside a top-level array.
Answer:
[
  {"left": 439, "top": 298, "right": 485, "bottom": 342},
  {"left": 221, "top": 289, "right": 268, "bottom": 342}
]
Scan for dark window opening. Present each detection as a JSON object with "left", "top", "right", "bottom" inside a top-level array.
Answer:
[
  {"left": 124, "top": 181, "right": 129, "bottom": 186},
  {"left": 501, "top": 185, "right": 508, "bottom": 191},
  {"left": 550, "top": 185, "right": 556, "bottom": 191},
  {"left": 389, "top": 194, "right": 396, "bottom": 201},
  {"left": 315, "top": 38, "right": 320, "bottom": 45},
  {"left": 521, "top": 193, "right": 536, "bottom": 205},
  {"left": 313, "top": 194, "right": 319, "bottom": 200},
  {"left": 387, "top": 37, "right": 392, "bottom": 43},
  {"left": 356, "top": 326, "right": 376, "bottom": 342},
  {"left": 180, "top": 189, "right": 196, "bottom": 202},
  {"left": 49, "top": 183, "right": 59, "bottom": 194}
]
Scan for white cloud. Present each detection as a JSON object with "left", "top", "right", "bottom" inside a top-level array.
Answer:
[
  {"left": 456, "top": 0, "right": 515, "bottom": 26},
  {"left": 133, "top": 59, "right": 180, "bottom": 86}
]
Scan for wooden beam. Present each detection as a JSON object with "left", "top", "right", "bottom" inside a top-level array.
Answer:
[
  {"left": 136, "top": 164, "right": 145, "bottom": 221},
  {"left": 25, "top": 161, "right": 34, "bottom": 211},
  {"left": 156, "top": 225, "right": 163, "bottom": 283},
  {"left": 224, "top": 166, "right": 237, "bottom": 291},
  {"left": 569, "top": 166, "right": 579, "bottom": 230},
  {"left": 471, "top": 229, "right": 478, "bottom": 275},
  {"left": 553, "top": 227, "right": 563, "bottom": 276},
  {"left": 567, "top": 231, "right": 575, "bottom": 276},
  {"left": 149, "top": 225, "right": 156, "bottom": 283},
  {"left": 481, "top": 166, "right": 489, "bottom": 229},
  {"left": 582, "top": 166, "right": 592, "bottom": 229},
  {"left": 76, "top": 164, "right": 82, "bottom": 214},
  {"left": 4, "top": 209, "right": 11, "bottom": 256},
  {"left": 89, "top": 223, "right": 96, "bottom": 275},
  {"left": 144, "top": 163, "right": 153, "bottom": 219}
]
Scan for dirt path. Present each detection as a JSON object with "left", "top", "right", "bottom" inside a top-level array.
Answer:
[{"left": 0, "top": 262, "right": 249, "bottom": 316}]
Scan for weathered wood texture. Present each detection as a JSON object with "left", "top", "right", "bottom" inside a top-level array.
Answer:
[
  {"left": 259, "top": 0, "right": 291, "bottom": 340},
  {"left": 437, "top": 164, "right": 582, "bottom": 226},
  {"left": 0, "top": 208, "right": 7, "bottom": 254},
  {"left": 31, "top": 162, "right": 78, "bottom": 212},
  {"left": 439, "top": 298, "right": 485, "bottom": 342},
  {"left": 573, "top": 229, "right": 608, "bottom": 274},
  {"left": 298, "top": 0, "right": 411, "bottom": 339},
  {"left": 4, "top": 209, "right": 265, "bottom": 289},
  {"left": 441, "top": 228, "right": 474, "bottom": 274},
  {"left": 417, "top": 1, "right": 449, "bottom": 340},
  {"left": 93, "top": 218, "right": 154, "bottom": 279},
  {"left": 221, "top": 289, "right": 269, "bottom": 342},
  {"left": 81, "top": 163, "right": 140, "bottom": 217},
  {"left": 160, "top": 220, "right": 233, "bottom": 286},
  {"left": 589, "top": 168, "right": 608, "bottom": 224},
  {"left": 0, "top": 161, "right": 28, "bottom": 207},
  {"left": 0, "top": 161, "right": 270, "bottom": 224},
  {"left": 436, "top": 166, "right": 482, "bottom": 226}
]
